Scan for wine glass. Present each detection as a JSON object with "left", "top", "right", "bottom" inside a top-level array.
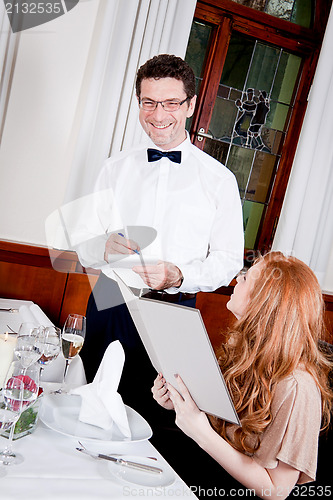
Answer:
[
  {"left": 58, "top": 314, "right": 86, "bottom": 393},
  {"left": 37, "top": 326, "right": 61, "bottom": 379},
  {"left": 14, "top": 322, "right": 43, "bottom": 368},
  {"left": 0, "top": 361, "right": 39, "bottom": 465}
]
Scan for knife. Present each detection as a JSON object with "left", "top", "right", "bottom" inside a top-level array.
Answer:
[
  {"left": 0, "top": 308, "right": 19, "bottom": 313},
  {"left": 76, "top": 447, "right": 162, "bottom": 474}
]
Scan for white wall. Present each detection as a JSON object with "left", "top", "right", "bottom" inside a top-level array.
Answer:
[{"left": 0, "top": 0, "right": 100, "bottom": 244}]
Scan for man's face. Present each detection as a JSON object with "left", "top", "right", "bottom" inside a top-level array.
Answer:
[{"left": 137, "top": 77, "right": 196, "bottom": 150}]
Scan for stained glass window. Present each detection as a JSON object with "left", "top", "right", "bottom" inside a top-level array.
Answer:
[
  {"left": 229, "top": 0, "right": 314, "bottom": 27},
  {"left": 185, "top": 1, "right": 329, "bottom": 253},
  {"left": 201, "top": 32, "right": 302, "bottom": 248}
]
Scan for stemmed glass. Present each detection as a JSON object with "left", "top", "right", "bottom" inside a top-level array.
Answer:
[
  {"left": 14, "top": 322, "right": 43, "bottom": 368},
  {"left": 58, "top": 314, "right": 86, "bottom": 393},
  {"left": 37, "top": 326, "right": 61, "bottom": 379},
  {"left": 0, "top": 361, "right": 39, "bottom": 465}
]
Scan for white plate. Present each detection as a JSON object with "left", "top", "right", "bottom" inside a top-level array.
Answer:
[
  {"left": 107, "top": 455, "right": 175, "bottom": 487},
  {"left": 39, "top": 394, "right": 152, "bottom": 442}
]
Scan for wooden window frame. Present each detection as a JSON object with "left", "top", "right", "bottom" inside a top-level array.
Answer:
[{"left": 188, "top": 0, "right": 331, "bottom": 257}]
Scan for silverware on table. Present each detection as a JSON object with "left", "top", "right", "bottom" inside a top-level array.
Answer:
[
  {"left": 0, "top": 308, "right": 18, "bottom": 313},
  {"left": 76, "top": 446, "right": 162, "bottom": 474}
]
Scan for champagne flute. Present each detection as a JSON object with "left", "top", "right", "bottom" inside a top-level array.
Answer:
[
  {"left": 0, "top": 361, "right": 39, "bottom": 465},
  {"left": 58, "top": 314, "right": 86, "bottom": 393},
  {"left": 37, "top": 326, "right": 61, "bottom": 379},
  {"left": 14, "top": 322, "right": 43, "bottom": 368}
]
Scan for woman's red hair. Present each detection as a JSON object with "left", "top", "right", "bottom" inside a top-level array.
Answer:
[{"left": 212, "top": 252, "right": 333, "bottom": 454}]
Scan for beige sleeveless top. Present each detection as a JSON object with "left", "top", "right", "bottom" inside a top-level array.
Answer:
[{"left": 227, "top": 369, "right": 322, "bottom": 483}]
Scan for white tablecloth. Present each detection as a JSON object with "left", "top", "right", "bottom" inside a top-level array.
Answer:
[
  {"left": 0, "top": 298, "right": 196, "bottom": 499},
  {"left": 0, "top": 298, "right": 33, "bottom": 335},
  {"left": 0, "top": 423, "right": 196, "bottom": 499}
]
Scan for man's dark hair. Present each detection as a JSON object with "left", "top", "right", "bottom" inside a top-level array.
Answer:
[{"left": 136, "top": 54, "right": 196, "bottom": 100}]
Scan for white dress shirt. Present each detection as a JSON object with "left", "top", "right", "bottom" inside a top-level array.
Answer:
[{"left": 70, "top": 135, "right": 244, "bottom": 293}]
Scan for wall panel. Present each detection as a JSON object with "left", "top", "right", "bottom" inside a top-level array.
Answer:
[{"left": 0, "top": 241, "right": 332, "bottom": 347}]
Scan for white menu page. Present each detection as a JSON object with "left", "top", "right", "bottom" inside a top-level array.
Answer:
[{"left": 115, "top": 273, "right": 240, "bottom": 425}]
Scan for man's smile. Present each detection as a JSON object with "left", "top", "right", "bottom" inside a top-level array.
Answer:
[{"left": 150, "top": 122, "right": 173, "bottom": 129}]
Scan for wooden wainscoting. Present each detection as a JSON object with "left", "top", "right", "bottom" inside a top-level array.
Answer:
[
  {"left": 0, "top": 240, "right": 98, "bottom": 327},
  {"left": 0, "top": 240, "right": 332, "bottom": 349}
]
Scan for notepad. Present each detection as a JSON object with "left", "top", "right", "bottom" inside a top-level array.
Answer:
[{"left": 114, "top": 272, "right": 240, "bottom": 425}]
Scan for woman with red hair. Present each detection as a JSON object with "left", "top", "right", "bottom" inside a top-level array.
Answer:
[{"left": 152, "top": 252, "right": 333, "bottom": 499}]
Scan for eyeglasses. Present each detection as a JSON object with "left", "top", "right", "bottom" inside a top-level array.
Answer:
[{"left": 139, "top": 97, "right": 190, "bottom": 112}]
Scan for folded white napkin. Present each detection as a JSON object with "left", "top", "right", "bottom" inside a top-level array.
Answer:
[
  {"left": 71, "top": 341, "right": 131, "bottom": 438},
  {"left": 19, "top": 304, "right": 54, "bottom": 327}
]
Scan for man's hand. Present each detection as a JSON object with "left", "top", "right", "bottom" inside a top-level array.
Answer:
[
  {"left": 132, "top": 261, "right": 182, "bottom": 289},
  {"left": 104, "top": 233, "right": 140, "bottom": 262}
]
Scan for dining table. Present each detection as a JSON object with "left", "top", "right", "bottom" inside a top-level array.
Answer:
[{"left": 0, "top": 298, "right": 197, "bottom": 499}]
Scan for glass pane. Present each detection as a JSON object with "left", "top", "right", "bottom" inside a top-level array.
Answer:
[
  {"left": 271, "top": 130, "right": 285, "bottom": 155},
  {"left": 243, "top": 201, "right": 265, "bottom": 249},
  {"left": 221, "top": 34, "right": 255, "bottom": 89},
  {"left": 271, "top": 53, "right": 301, "bottom": 105},
  {"left": 291, "top": 0, "right": 313, "bottom": 27},
  {"left": 229, "top": 0, "right": 314, "bottom": 27},
  {"left": 266, "top": 0, "right": 295, "bottom": 21},
  {"left": 246, "top": 43, "right": 281, "bottom": 93},
  {"left": 225, "top": 146, "right": 255, "bottom": 197},
  {"left": 203, "top": 138, "right": 229, "bottom": 166},
  {"left": 185, "top": 20, "right": 212, "bottom": 132},
  {"left": 209, "top": 98, "right": 238, "bottom": 139},
  {"left": 266, "top": 101, "right": 290, "bottom": 131},
  {"left": 246, "top": 152, "right": 277, "bottom": 202},
  {"left": 230, "top": 0, "right": 266, "bottom": 10},
  {"left": 185, "top": 21, "right": 212, "bottom": 85}
]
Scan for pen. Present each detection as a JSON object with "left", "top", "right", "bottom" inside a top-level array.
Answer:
[
  {"left": 118, "top": 232, "right": 150, "bottom": 286},
  {"left": 117, "top": 232, "right": 140, "bottom": 255}
]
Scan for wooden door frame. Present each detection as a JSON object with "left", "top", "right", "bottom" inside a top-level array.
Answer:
[{"left": 188, "top": 0, "right": 330, "bottom": 255}]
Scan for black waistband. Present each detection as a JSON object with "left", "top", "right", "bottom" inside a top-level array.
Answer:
[{"left": 141, "top": 290, "right": 196, "bottom": 303}]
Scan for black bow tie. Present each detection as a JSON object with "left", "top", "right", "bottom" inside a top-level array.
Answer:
[{"left": 147, "top": 148, "right": 181, "bottom": 164}]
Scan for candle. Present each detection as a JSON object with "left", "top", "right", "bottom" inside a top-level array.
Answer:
[{"left": 0, "top": 332, "right": 17, "bottom": 388}]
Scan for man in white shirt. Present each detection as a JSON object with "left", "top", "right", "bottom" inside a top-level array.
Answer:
[{"left": 75, "top": 54, "right": 244, "bottom": 420}]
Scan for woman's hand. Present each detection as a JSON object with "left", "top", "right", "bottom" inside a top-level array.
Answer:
[
  {"left": 151, "top": 373, "right": 174, "bottom": 410},
  {"left": 166, "top": 374, "right": 211, "bottom": 442}
]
